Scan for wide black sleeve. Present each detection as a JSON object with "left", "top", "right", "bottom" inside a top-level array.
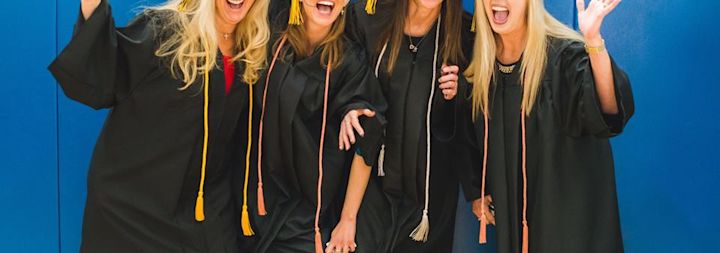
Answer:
[
  {"left": 48, "top": 0, "right": 160, "bottom": 109},
  {"left": 453, "top": 81, "right": 485, "bottom": 201},
  {"left": 556, "top": 40, "right": 635, "bottom": 138},
  {"left": 330, "top": 46, "right": 388, "bottom": 167}
]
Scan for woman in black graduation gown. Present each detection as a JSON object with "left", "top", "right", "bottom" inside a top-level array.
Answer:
[
  {"left": 249, "top": 0, "right": 386, "bottom": 252},
  {"left": 466, "top": 0, "right": 634, "bottom": 252},
  {"left": 48, "top": 0, "right": 269, "bottom": 252},
  {"left": 341, "top": 0, "right": 475, "bottom": 252}
]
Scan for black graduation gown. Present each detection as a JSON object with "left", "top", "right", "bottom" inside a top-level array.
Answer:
[
  {"left": 48, "top": 1, "right": 250, "bottom": 252},
  {"left": 346, "top": 1, "right": 476, "bottom": 252},
  {"left": 461, "top": 38, "right": 634, "bottom": 253},
  {"left": 248, "top": 13, "right": 387, "bottom": 253}
]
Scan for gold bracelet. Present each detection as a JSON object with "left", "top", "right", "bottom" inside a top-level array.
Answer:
[{"left": 585, "top": 39, "right": 606, "bottom": 54}]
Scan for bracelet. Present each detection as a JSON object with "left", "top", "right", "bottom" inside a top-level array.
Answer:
[{"left": 585, "top": 39, "right": 606, "bottom": 54}]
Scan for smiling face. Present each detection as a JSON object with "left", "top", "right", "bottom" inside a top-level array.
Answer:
[
  {"left": 215, "top": 0, "right": 256, "bottom": 26},
  {"left": 302, "top": 0, "right": 348, "bottom": 29},
  {"left": 483, "top": 0, "right": 527, "bottom": 36}
]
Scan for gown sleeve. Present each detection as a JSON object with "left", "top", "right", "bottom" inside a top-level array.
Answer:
[
  {"left": 454, "top": 81, "right": 484, "bottom": 201},
  {"left": 557, "top": 40, "right": 635, "bottom": 138},
  {"left": 332, "top": 45, "right": 388, "bottom": 167},
  {"left": 48, "top": 0, "right": 160, "bottom": 110}
]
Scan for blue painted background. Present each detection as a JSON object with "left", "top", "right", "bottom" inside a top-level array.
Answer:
[{"left": 0, "top": 0, "right": 718, "bottom": 252}]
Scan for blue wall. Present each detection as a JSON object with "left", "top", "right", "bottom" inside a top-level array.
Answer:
[{"left": 0, "top": 0, "right": 718, "bottom": 252}]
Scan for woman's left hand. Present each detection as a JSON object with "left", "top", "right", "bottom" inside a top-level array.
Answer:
[
  {"left": 326, "top": 219, "right": 358, "bottom": 253},
  {"left": 576, "top": 0, "right": 621, "bottom": 45},
  {"left": 438, "top": 64, "right": 460, "bottom": 100}
]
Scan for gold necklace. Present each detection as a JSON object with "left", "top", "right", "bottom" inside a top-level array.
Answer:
[{"left": 498, "top": 63, "right": 516, "bottom": 74}]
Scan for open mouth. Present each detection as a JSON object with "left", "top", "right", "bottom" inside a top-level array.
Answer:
[
  {"left": 492, "top": 6, "right": 509, "bottom": 25},
  {"left": 227, "top": 0, "right": 244, "bottom": 10},
  {"left": 316, "top": 1, "right": 335, "bottom": 15}
]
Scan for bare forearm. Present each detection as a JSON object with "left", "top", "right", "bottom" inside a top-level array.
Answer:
[
  {"left": 340, "top": 154, "right": 372, "bottom": 222},
  {"left": 586, "top": 37, "right": 619, "bottom": 114}
]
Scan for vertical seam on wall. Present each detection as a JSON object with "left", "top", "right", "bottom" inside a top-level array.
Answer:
[
  {"left": 55, "top": 0, "right": 62, "bottom": 252},
  {"left": 573, "top": 0, "right": 579, "bottom": 29}
]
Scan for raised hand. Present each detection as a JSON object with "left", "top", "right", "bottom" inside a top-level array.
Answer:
[
  {"left": 576, "top": 0, "right": 621, "bottom": 45},
  {"left": 81, "top": 0, "right": 102, "bottom": 20}
]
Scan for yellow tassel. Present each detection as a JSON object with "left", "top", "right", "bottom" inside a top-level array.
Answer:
[
  {"left": 195, "top": 193, "right": 205, "bottom": 221},
  {"left": 240, "top": 82, "right": 256, "bottom": 236},
  {"left": 178, "top": 0, "right": 189, "bottom": 12},
  {"left": 194, "top": 49, "right": 211, "bottom": 223},
  {"left": 365, "top": 0, "right": 377, "bottom": 15},
  {"left": 288, "top": 0, "right": 303, "bottom": 25},
  {"left": 241, "top": 205, "right": 255, "bottom": 236},
  {"left": 470, "top": 13, "right": 476, "bottom": 32},
  {"left": 409, "top": 210, "right": 430, "bottom": 242}
]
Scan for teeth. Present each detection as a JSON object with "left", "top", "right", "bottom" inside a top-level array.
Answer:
[
  {"left": 228, "top": 0, "right": 243, "bottom": 4},
  {"left": 492, "top": 6, "right": 508, "bottom": 11},
  {"left": 318, "top": 1, "right": 334, "bottom": 7}
]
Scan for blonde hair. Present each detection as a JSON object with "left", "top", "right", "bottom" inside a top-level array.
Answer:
[
  {"left": 467, "top": 0, "right": 583, "bottom": 118},
  {"left": 151, "top": 0, "right": 270, "bottom": 88}
]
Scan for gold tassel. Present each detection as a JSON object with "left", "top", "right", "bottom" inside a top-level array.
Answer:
[
  {"left": 178, "top": 0, "right": 189, "bottom": 12},
  {"left": 288, "top": 0, "right": 303, "bottom": 25},
  {"left": 409, "top": 210, "right": 430, "bottom": 242},
  {"left": 195, "top": 193, "right": 205, "bottom": 221},
  {"left": 470, "top": 12, "right": 476, "bottom": 32},
  {"left": 241, "top": 205, "right": 255, "bottom": 236},
  {"left": 194, "top": 48, "right": 211, "bottom": 222},
  {"left": 365, "top": 0, "right": 377, "bottom": 15}
]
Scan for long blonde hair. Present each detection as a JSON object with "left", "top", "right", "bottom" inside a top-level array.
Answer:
[
  {"left": 467, "top": 0, "right": 583, "bottom": 118},
  {"left": 151, "top": 0, "right": 270, "bottom": 88}
]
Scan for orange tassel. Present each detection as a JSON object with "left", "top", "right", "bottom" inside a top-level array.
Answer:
[
  {"left": 195, "top": 193, "right": 205, "bottom": 221},
  {"left": 257, "top": 183, "right": 267, "bottom": 216},
  {"left": 314, "top": 229, "right": 323, "bottom": 253},
  {"left": 479, "top": 218, "right": 487, "bottom": 244},
  {"left": 522, "top": 221, "right": 529, "bottom": 253}
]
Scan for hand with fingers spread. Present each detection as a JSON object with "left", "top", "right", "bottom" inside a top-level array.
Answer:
[
  {"left": 338, "top": 109, "right": 376, "bottom": 151},
  {"left": 472, "top": 195, "right": 495, "bottom": 225},
  {"left": 326, "top": 219, "right": 358, "bottom": 253},
  {"left": 439, "top": 64, "right": 460, "bottom": 100},
  {"left": 577, "top": 0, "right": 621, "bottom": 46}
]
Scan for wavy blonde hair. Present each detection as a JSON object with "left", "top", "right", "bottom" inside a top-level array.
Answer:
[
  {"left": 467, "top": 0, "right": 583, "bottom": 118},
  {"left": 150, "top": 0, "right": 270, "bottom": 88}
]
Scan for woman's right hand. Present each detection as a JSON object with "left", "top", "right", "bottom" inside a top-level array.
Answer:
[
  {"left": 81, "top": 0, "right": 102, "bottom": 20},
  {"left": 472, "top": 195, "right": 495, "bottom": 225}
]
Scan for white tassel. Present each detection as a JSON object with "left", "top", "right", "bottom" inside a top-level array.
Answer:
[
  {"left": 377, "top": 144, "right": 386, "bottom": 176},
  {"left": 410, "top": 210, "right": 430, "bottom": 242}
]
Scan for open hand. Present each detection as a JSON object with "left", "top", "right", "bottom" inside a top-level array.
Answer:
[{"left": 577, "top": 0, "right": 621, "bottom": 45}]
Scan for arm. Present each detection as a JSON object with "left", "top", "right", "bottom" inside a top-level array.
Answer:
[
  {"left": 326, "top": 154, "right": 372, "bottom": 253},
  {"left": 49, "top": 0, "right": 159, "bottom": 109},
  {"left": 577, "top": 0, "right": 622, "bottom": 114}
]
